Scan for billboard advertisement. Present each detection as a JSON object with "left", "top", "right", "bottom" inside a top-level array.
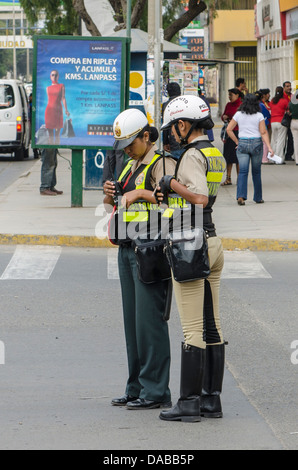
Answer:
[
  {"left": 33, "top": 36, "right": 128, "bottom": 149},
  {"left": 0, "top": 1, "right": 21, "bottom": 5}
]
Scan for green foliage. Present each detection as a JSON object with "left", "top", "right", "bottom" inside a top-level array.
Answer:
[
  {"left": 0, "top": 50, "right": 13, "bottom": 78},
  {"left": 19, "top": 0, "right": 79, "bottom": 35},
  {"left": 162, "top": 0, "right": 183, "bottom": 30}
]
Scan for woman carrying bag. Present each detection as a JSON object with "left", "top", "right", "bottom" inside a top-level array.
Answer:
[
  {"left": 156, "top": 95, "right": 227, "bottom": 423},
  {"left": 103, "top": 108, "right": 176, "bottom": 410}
]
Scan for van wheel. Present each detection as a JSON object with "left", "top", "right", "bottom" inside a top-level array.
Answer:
[
  {"left": 24, "top": 147, "right": 29, "bottom": 159},
  {"left": 15, "top": 146, "right": 25, "bottom": 161}
]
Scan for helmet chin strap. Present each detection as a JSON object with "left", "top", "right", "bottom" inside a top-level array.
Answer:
[{"left": 174, "top": 121, "right": 197, "bottom": 148}]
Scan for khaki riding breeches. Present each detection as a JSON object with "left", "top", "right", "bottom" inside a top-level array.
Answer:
[{"left": 172, "top": 236, "right": 224, "bottom": 349}]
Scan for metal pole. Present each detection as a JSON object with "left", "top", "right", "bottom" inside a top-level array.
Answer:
[
  {"left": 125, "top": 0, "right": 132, "bottom": 108},
  {"left": 154, "top": 0, "right": 161, "bottom": 143},
  {"left": 13, "top": 0, "right": 16, "bottom": 79},
  {"left": 126, "top": 0, "right": 131, "bottom": 38},
  {"left": 71, "top": 149, "right": 83, "bottom": 207}
]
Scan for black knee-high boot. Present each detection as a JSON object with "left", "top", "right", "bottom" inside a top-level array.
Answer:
[
  {"left": 200, "top": 343, "right": 225, "bottom": 418},
  {"left": 159, "top": 343, "right": 205, "bottom": 422}
]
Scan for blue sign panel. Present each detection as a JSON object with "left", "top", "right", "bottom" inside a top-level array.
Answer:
[{"left": 33, "top": 36, "right": 127, "bottom": 149}]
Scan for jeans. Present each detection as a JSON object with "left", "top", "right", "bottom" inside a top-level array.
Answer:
[
  {"left": 236, "top": 137, "right": 263, "bottom": 202},
  {"left": 40, "top": 148, "right": 58, "bottom": 191}
]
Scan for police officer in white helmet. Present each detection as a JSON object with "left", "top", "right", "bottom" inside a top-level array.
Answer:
[
  {"left": 156, "top": 95, "right": 227, "bottom": 422},
  {"left": 103, "top": 108, "right": 176, "bottom": 410}
]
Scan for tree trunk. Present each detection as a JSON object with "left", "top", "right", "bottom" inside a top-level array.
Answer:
[
  {"left": 164, "top": 0, "right": 207, "bottom": 42},
  {"left": 114, "top": 0, "right": 148, "bottom": 31},
  {"left": 131, "top": 0, "right": 147, "bottom": 28},
  {"left": 72, "top": 0, "right": 101, "bottom": 36}
]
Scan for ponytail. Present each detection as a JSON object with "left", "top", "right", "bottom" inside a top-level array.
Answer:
[{"left": 138, "top": 124, "right": 159, "bottom": 143}]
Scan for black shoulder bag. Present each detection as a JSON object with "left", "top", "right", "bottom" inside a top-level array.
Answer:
[{"left": 164, "top": 145, "right": 210, "bottom": 282}]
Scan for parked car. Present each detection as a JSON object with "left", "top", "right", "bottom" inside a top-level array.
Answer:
[{"left": 0, "top": 79, "right": 30, "bottom": 160}]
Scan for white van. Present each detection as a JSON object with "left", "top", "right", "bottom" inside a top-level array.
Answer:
[{"left": 0, "top": 79, "right": 30, "bottom": 160}]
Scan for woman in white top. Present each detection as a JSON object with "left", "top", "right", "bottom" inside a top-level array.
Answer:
[{"left": 227, "top": 93, "right": 274, "bottom": 205}]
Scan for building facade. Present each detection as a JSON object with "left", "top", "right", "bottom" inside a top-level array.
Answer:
[
  {"left": 208, "top": 0, "right": 257, "bottom": 114},
  {"left": 256, "top": 0, "right": 296, "bottom": 93}
]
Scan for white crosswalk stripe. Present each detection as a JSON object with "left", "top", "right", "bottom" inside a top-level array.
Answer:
[
  {"left": 107, "top": 248, "right": 272, "bottom": 280},
  {"left": 0, "top": 245, "right": 62, "bottom": 280},
  {"left": 221, "top": 250, "right": 271, "bottom": 279},
  {"left": 0, "top": 246, "right": 272, "bottom": 281}
]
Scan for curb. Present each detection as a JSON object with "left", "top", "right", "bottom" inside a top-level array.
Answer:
[{"left": 1, "top": 234, "right": 298, "bottom": 251}]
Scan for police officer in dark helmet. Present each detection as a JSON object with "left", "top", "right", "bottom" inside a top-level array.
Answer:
[
  {"left": 162, "top": 82, "right": 183, "bottom": 159},
  {"left": 103, "top": 108, "right": 176, "bottom": 410},
  {"left": 156, "top": 95, "right": 227, "bottom": 422}
]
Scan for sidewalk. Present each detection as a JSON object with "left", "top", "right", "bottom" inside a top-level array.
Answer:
[{"left": 0, "top": 125, "right": 298, "bottom": 250}]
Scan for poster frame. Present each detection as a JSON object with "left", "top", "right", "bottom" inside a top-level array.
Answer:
[{"left": 32, "top": 34, "right": 129, "bottom": 150}]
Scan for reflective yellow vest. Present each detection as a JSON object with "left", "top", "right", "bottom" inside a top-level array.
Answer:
[
  {"left": 108, "top": 152, "right": 168, "bottom": 244},
  {"left": 168, "top": 141, "right": 226, "bottom": 233},
  {"left": 117, "top": 152, "right": 162, "bottom": 223}
]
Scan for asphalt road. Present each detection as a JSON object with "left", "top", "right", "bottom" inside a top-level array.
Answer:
[
  {"left": 0, "top": 246, "right": 297, "bottom": 451},
  {"left": 0, "top": 151, "right": 38, "bottom": 192}
]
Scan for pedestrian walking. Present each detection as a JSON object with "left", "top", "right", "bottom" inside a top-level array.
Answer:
[
  {"left": 102, "top": 149, "right": 126, "bottom": 184},
  {"left": 226, "top": 93, "right": 274, "bottom": 206},
  {"left": 40, "top": 148, "right": 63, "bottom": 196},
  {"left": 162, "top": 82, "right": 183, "bottom": 159},
  {"left": 256, "top": 89, "right": 272, "bottom": 164},
  {"left": 28, "top": 93, "right": 40, "bottom": 159},
  {"left": 156, "top": 95, "right": 227, "bottom": 423},
  {"left": 221, "top": 88, "right": 241, "bottom": 185},
  {"left": 198, "top": 86, "right": 214, "bottom": 142},
  {"left": 270, "top": 86, "right": 289, "bottom": 163},
  {"left": 236, "top": 77, "right": 249, "bottom": 99},
  {"left": 103, "top": 108, "right": 176, "bottom": 410},
  {"left": 283, "top": 81, "right": 294, "bottom": 161},
  {"left": 289, "top": 89, "right": 298, "bottom": 165}
]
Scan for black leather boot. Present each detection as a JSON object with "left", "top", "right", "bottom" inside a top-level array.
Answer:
[
  {"left": 159, "top": 343, "right": 205, "bottom": 422},
  {"left": 200, "top": 343, "right": 225, "bottom": 418}
]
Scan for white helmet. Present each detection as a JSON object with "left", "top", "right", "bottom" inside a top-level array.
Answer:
[
  {"left": 113, "top": 108, "right": 148, "bottom": 150},
  {"left": 161, "top": 94, "right": 212, "bottom": 130}
]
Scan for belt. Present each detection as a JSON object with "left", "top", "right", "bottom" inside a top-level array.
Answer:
[{"left": 205, "top": 230, "right": 216, "bottom": 238}]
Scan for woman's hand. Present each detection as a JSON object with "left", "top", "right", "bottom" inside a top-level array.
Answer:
[
  {"left": 154, "top": 186, "right": 165, "bottom": 204},
  {"left": 103, "top": 180, "right": 115, "bottom": 198},
  {"left": 121, "top": 190, "right": 139, "bottom": 208}
]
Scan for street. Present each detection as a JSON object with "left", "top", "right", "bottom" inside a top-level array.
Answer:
[
  {"left": 0, "top": 152, "right": 38, "bottom": 193},
  {"left": 0, "top": 245, "right": 297, "bottom": 450}
]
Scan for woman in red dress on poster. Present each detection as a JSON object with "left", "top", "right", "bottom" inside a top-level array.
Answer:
[{"left": 45, "top": 70, "right": 70, "bottom": 144}]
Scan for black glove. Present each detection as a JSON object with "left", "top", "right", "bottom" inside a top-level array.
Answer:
[{"left": 158, "top": 175, "right": 175, "bottom": 195}]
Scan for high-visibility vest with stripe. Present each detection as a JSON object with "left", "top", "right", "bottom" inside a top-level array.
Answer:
[
  {"left": 172, "top": 141, "right": 226, "bottom": 233},
  {"left": 108, "top": 152, "right": 168, "bottom": 244}
]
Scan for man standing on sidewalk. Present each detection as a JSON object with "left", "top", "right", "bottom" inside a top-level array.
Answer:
[{"left": 40, "top": 148, "right": 63, "bottom": 196}]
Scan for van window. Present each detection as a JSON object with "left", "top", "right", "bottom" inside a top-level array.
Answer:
[
  {"left": 18, "top": 85, "right": 27, "bottom": 108},
  {"left": 0, "top": 85, "right": 15, "bottom": 109}
]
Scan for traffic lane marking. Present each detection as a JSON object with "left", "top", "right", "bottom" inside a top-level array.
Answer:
[
  {"left": 107, "top": 249, "right": 272, "bottom": 280},
  {"left": 0, "top": 245, "right": 62, "bottom": 280}
]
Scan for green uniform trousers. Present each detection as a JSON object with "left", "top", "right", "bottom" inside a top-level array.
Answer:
[{"left": 118, "top": 244, "right": 171, "bottom": 403}]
